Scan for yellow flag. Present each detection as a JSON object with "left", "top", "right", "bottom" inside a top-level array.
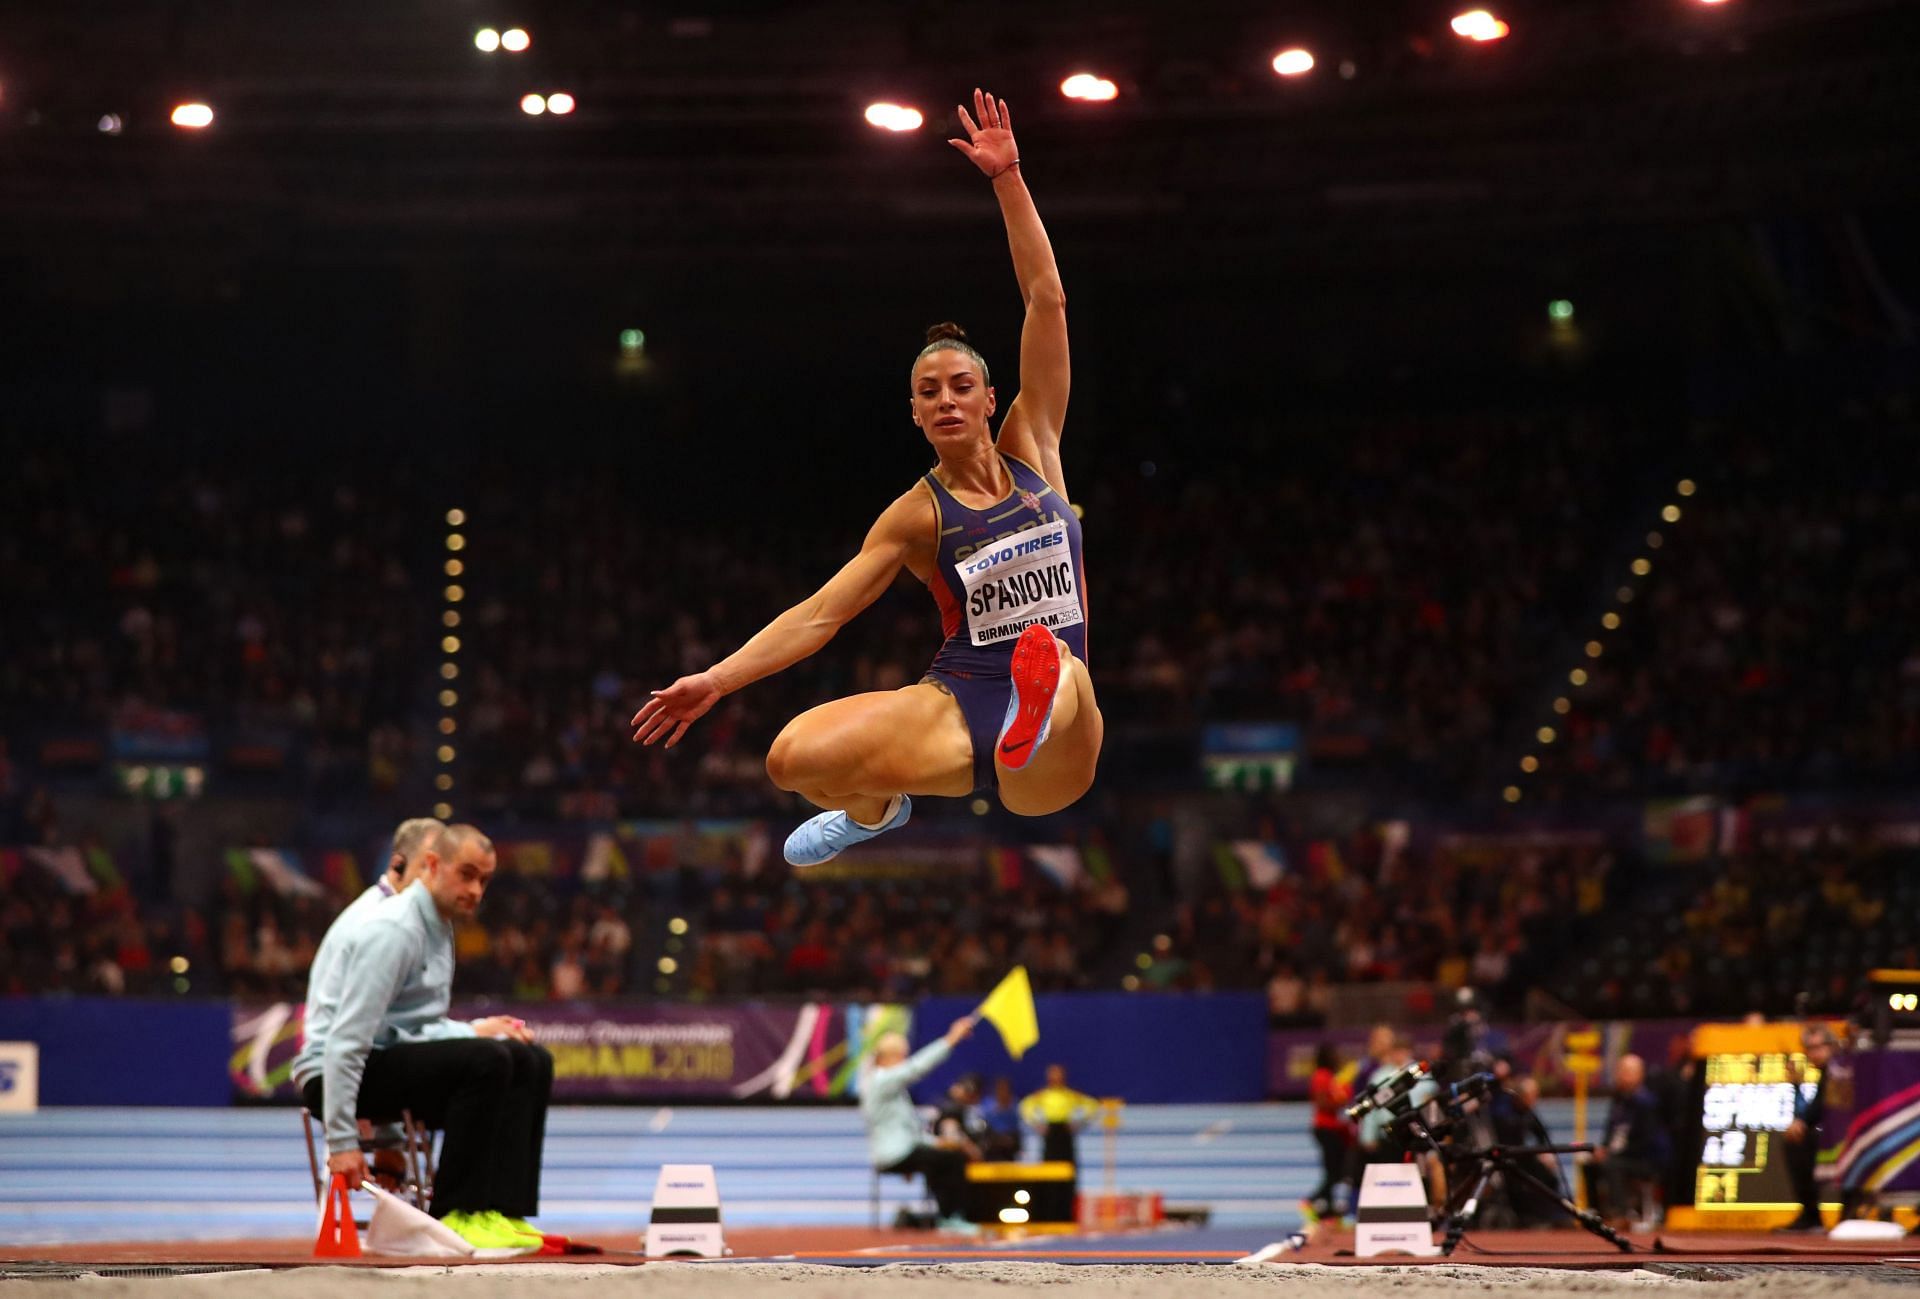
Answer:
[{"left": 978, "top": 966, "right": 1040, "bottom": 1060}]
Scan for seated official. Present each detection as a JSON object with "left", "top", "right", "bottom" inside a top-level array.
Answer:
[
  {"left": 292, "top": 824, "right": 557, "bottom": 1253},
  {"left": 1584, "top": 1054, "right": 1671, "bottom": 1227},
  {"left": 863, "top": 1016, "right": 978, "bottom": 1230},
  {"left": 931, "top": 1073, "right": 991, "bottom": 1162},
  {"left": 297, "top": 816, "right": 444, "bottom": 1185}
]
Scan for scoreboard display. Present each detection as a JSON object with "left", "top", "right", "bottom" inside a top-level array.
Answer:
[{"left": 1692, "top": 1025, "right": 1823, "bottom": 1211}]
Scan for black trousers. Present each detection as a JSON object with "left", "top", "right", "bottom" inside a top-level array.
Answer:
[
  {"left": 302, "top": 1037, "right": 553, "bottom": 1219},
  {"left": 1786, "top": 1130, "right": 1820, "bottom": 1224},
  {"left": 883, "top": 1145, "right": 970, "bottom": 1220},
  {"left": 1309, "top": 1128, "right": 1350, "bottom": 1214},
  {"left": 1042, "top": 1122, "right": 1078, "bottom": 1166}
]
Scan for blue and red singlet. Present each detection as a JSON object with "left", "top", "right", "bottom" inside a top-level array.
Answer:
[{"left": 920, "top": 452, "right": 1088, "bottom": 791}]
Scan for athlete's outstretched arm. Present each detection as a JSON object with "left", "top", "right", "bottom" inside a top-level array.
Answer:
[
  {"left": 631, "top": 491, "right": 929, "bottom": 748},
  {"left": 949, "top": 87, "right": 1069, "bottom": 494}
]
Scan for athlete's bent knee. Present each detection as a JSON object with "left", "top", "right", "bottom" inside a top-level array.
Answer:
[{"left": 765, "top": 728, "right": 812, "bottom": 792}]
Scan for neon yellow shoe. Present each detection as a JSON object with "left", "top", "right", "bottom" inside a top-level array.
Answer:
[
  {"left": 440, "top": 1210, "right": 542, "bottom": 1250},
  {"left": 503, "top": 1216, "right": 571, "bottom": 1249}
]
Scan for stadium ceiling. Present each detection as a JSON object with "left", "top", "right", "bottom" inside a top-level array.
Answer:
[{"left": 0, "top": 0, "right": 1915, "bottom": 268}]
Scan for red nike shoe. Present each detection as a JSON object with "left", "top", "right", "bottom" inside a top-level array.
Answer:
[{"left": 997, "top": 625, "right": 1062, "bottom": 771}]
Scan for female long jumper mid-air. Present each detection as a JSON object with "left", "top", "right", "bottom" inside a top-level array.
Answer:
[{"left": 632, "top": 88, "right": 1101, "bottom": 865}]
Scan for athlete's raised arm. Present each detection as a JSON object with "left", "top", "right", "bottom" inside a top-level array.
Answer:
[
  {"left": 631, "top": 489, "right": 932, "bottom": 748},
  {"left": 948, "top": 88, "right": 1070, "bottom": 498}
]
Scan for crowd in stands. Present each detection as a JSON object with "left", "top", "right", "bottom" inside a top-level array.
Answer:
[
  {"left": 6, "top": 407, "right": 1916, "bottom": 823},
  {"left": 5, "top": 403, "right": 1919, "bottom": 1023},
  {"left": 0, "top": 450, "right": 429, "bottom": 810},
  {"left": 1529, "top": 417, "right": 1920, "bottom": 797},
  {"left": 8, "top": 802, "right": 1905, "bottom": 1034}
]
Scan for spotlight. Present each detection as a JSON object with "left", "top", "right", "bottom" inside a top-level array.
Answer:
[
  {"left": 1585, "top": 641, "right": 1603, "bottom": 659},
  {"left": 474, "top": 28, "right": 501, "bottom": 52},
  {"left": 98, "top": 114, "right": 124, "bottom": 135},
  {"left": 447, "top": 509, "right": 466, "bottom": 526},
  {"left": 1570, "top": 668, "right": 1589, "bottom": 686},
  {"left": 1520, "top": 755, "right": 1539, "bottom": 773},
  {"left": 1451, "top": 10, "right": 1510, "bottom": 41},
  {"left": 437, "top": 745, "right": 456, "bottom": 763},
  {"left": 1647, "top": 532, "right": 1664, "bottom": 548},
  {"left": 1503, "top": 786, "right": 1521, "bottom": 803},
  {"left": 658, "top": 956, "right": 678, "bottom": 975},
  {"left": 1677, "top": 479, "right": 1697, "bottom": 496},
  {"left": 446, "top": 585, "right": 465, "bottom": 602},
  {"left": 433, "top": 801, "right": 453, "bottom": 819},
  {"left": 1631, "top": 558, "right": 1652, "bottom": 576},
  {"left": 447, "top": 533, "right": 465, "bottom": 551},
  {"left": 1617, "top": 586, "right": 1635, "bottom": 603},
  {"left": 669, "top": 917, "right": 689, "bottom": 936},
  {"left": 170, "top": 103, "right": 214, "bottom": 129},
  {"left": 1602, "top": 612, "right": 1621, "bottom": 630},
  {"left": 438, "top": 718, "right": 457, "bottom": 735},
  {"left": 620, "top": 329, "right": 646, "bottom": 354},
  {"left": 1662, "top": 504, "right": 1682, "bottom": 523},
  {"left": 443, "top": 611, "right": 460, "bottom": 628},
  {"left": 970, "top": 797, "right": 990, "bottom": 815},
  {"left": 436, "top": 773, "right": 454, "bottom": 791},
  {"left": 546, "top": 92, "right": 575, "bottom": 115},
  {"left": 1271, "top": 49, "right": 1315, "bottom": 77},
  {"left": 520, "top": 93, "right": 547, "bottom": 116},
  {"left": 1553, "top": 698, "right": 1570, "bottom": 714},
  {"left": 1548, "top": 299, "right": 1574, "bottom": 321},
  {"left": 442, "top": 636, "right": 461, "bottom": 654},
  {"left": 441, "top": 663, "right": 459, "bottom": 680},
  {"left": 864, "top": 102, "right": 923, "bottom": 132},
  {"left": 501, "top": 28, "right": 530, "bottom": 52},
  {"left": 1060, "top": 73, "right": 1119, "bottom": 100},
  {"left": 446, "top": 559, "right": 464, "bottom": 576},
  {"left": 1537, "top": 727, "right": 1556, "bottom": 744}
]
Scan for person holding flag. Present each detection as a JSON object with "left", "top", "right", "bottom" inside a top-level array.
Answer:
[{"left": 862, "top": 1015, "right": 979, "bottom": 1230}]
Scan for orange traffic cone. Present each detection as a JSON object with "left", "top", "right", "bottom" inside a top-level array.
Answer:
[{"left": 314, "top": 1173, "right": 363, "bottom": 1258}]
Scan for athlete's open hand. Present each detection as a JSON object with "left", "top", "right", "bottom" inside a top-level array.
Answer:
[
  {"left": 631, "top": 671, "right": 722, "bottom": 747},
  {"left": 949, "top": 87, "right": 1017, "bottom": 179}
]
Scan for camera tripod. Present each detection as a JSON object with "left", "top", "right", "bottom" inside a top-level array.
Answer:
[
  {"left": 1438, "top": 1140, "right": 1633, "bottom": 1255},
  {"left": 1395, "top": 1111, "right": 1632, "bottom": 1257}
]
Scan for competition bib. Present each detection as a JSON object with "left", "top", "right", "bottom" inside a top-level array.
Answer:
[{"left": 954, "top": 520, "right": 1084, "bottom": 648}]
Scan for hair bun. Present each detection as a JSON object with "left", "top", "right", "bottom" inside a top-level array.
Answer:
[{"left": 924, "top": 321, "right": 970, "bottom": 346}]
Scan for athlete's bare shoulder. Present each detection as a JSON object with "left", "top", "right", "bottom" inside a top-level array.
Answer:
[{"left": 877, "top": 479, "right": 940, "bottom": 578}]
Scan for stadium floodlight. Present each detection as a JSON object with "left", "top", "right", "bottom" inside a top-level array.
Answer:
[
  {"left": 501, "top": 28, "right": 530, "bottom": 52},
  {"left": 546, "top": 92, "right": 575, "bottom": 115},
  {"left": 520, "top": 93, "right": 547, "bottom": 115},
  {"left": 170, "top": 103, "right": 214, "bottom": 129},
  {"left": 475, "top": 28, "right": 501, "bottom": 52},
  {"left": 1451, "top": 10, "right": 1510, "bottom": 41},
  {"left": 864, "top": 102, "right": 923, "bottom": 131},
  {"left": 1271, "top": 49, "right": 1315, "bottom": 77},
  {"left": 1060, "top": 73, "right": 1119, "bottom": 101}
]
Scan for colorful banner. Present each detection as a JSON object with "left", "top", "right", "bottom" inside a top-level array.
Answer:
[
  {"left": 230, "top": 1000, "right": 909, "bottom": 1103},
  {"left": 1826, "top": 1048, "right": 1920, "bottom": 1194}
]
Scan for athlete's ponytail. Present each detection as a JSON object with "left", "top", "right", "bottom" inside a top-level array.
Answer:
[{"left": 913, "top": 322, "right": 991, "bottom": 390}]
